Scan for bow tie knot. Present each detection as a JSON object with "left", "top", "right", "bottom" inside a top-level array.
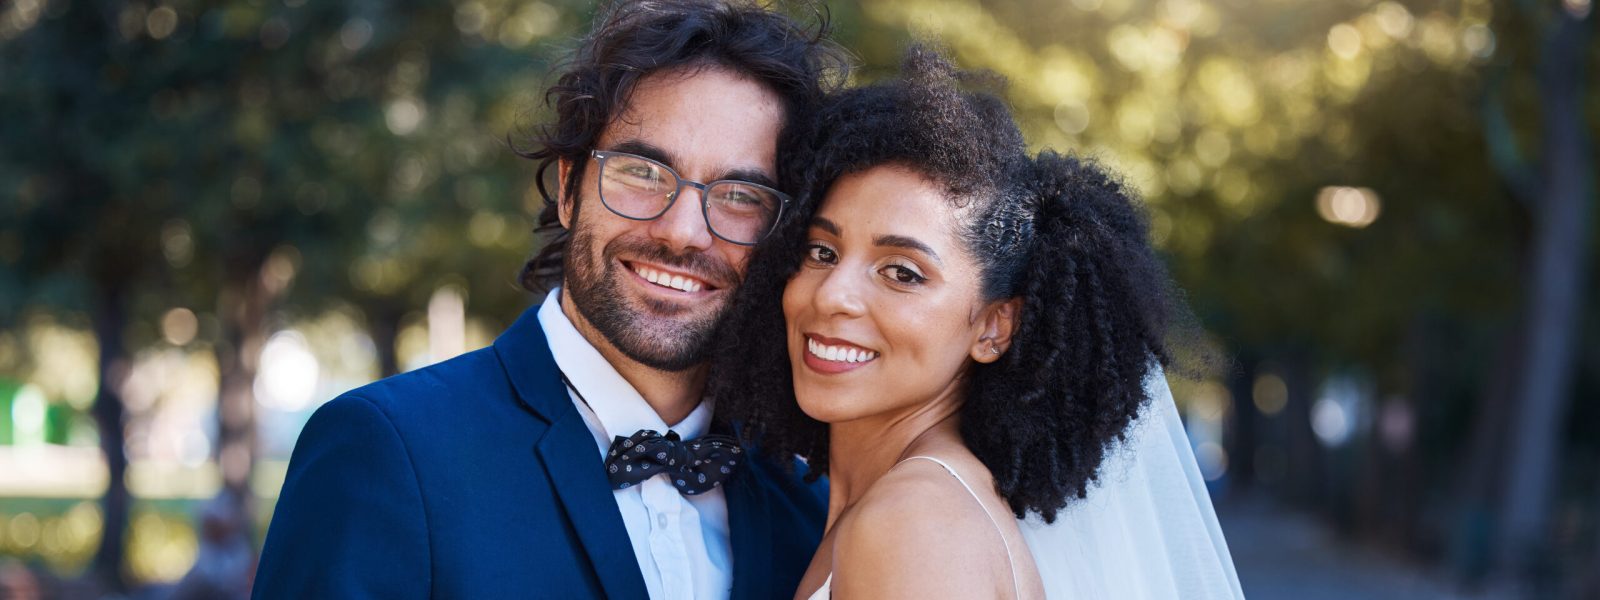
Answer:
[{"left": 605, "top": 429, "right": 742, "bottom": 495}]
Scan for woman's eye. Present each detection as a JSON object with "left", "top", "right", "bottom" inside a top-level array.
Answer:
[
  {"left": 805, "top": 244, "right": 836, "bottom": 264},
  {"left": 882, "top": 265, "right": 925, "bottom": 284}
]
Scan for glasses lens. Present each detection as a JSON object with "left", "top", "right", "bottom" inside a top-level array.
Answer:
[
  {"left": 598, "top": 154, "right": 677, "bottom": 219},
  {"left": 705, "top": 182, "right": 782, "bottom": 244}
]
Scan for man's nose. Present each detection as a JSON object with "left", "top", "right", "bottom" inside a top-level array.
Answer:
[{"left": 648, "top": 185, "right": 716, "bottom": 253}]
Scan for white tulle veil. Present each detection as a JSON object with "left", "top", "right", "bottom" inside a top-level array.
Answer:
[{"left": 1017, "top": 366, "right": 1245, "bottom": 599}]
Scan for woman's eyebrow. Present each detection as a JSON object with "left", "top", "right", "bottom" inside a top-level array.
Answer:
[
  {"left": 811, "top": 217, "right": 942, "bottom": 265},
  {"left": 873, "top": 234, "right": 942, "bottom": 266},
  {"left": 810, "top": 217, "right": 841, "bottom": 236}
]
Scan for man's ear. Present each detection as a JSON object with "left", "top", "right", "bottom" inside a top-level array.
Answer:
[
  {"left": 970, "top": 297, "right": 1022, "bottom": 364},
  {"left": 556, "top": 158, "right": 575, "bottom": 229}
]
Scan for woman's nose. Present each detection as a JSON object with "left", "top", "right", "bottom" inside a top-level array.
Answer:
[{"left": 811, "top": 266, "right": 866, "bottom": 318}]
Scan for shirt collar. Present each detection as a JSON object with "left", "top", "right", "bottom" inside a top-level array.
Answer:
[{"left": 536, "top": 288, "right": 711, "bottom": 440}]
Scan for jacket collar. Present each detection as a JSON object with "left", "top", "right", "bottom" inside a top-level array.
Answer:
[{"left": 492, "top": 299, "right": 574, "bottom": 424}]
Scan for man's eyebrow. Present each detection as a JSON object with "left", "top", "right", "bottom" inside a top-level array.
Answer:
[
  {"left": 606, "top": 140, "right": 675, "bottom": 165},
  {"left": 721, "top": 168, "right": 779, "bottom": 190},
  {"left": 873, "top": 234, "right": 942, "bottom": 266},
  {"left": 603, "top": 140, "right": 778, "bottom": 189}
]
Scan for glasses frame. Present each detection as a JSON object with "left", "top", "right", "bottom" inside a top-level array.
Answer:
[{"left": 590, "top": 150, "right": 790, "bottom": 246}]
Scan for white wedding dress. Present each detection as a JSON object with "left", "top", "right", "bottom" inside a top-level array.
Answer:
[
  {"left": 806, "top": 368, "right": 1243, "bottom": 599},
  {"left": 1018, "top": 368, "right": 1244, "bottom": 599}
]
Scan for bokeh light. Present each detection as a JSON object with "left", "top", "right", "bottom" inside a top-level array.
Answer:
[
  {"left": 254, "top": 331, "right": 320, "bottom": 413},
  {"left": 1252, "top": 373, "right": 1288, "bottom": 416},
  {"left": 1315, "top": 186, "right": 1382, "bottom": 228},
  {"left": 160, "top": 308, "right": 198, "bottom": 347}
]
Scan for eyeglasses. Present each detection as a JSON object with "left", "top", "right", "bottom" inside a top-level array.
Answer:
[{"left": 590, "top": 150, "right": 790, "bottom": 246}]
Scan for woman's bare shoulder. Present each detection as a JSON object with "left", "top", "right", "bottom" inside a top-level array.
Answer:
[{"left": 827, "top": 459, "right": 1010, "bottom": 598}]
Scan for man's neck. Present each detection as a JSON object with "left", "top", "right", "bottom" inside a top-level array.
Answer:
[{"left": 560, "top": 290, "right": 706, "bottom": 426}]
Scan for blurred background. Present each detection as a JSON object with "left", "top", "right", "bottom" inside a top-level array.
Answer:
[{"left": 0, "top": 0, "right": 1595, "bottom": 598}]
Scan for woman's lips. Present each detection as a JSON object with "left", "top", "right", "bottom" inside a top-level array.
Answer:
[{"left": 800, "top": 334, "right": 878, "bottom": 375}]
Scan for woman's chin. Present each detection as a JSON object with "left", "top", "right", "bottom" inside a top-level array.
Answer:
[{"left": 795, "top": 393, "right": 850, "bottom": 425}]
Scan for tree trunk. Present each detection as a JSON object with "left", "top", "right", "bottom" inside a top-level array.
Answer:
[
  {"left": 89, "top": 284, "right": 130, "bottom": 593},
  {"left": 1447, "top": 324, "right": 1522, "bottom": 582},
  {"left": 1225, "top": 357, "right": 1257, "bottom": 491},
  {"left": 1281, "top": 350, "right": 1322, "bottom": 508},
  {"left": 214, "top": 269, "right": 277, "bottom": 523},
  {"left": 1497, "top": 9, "right": 1594, "bottom": 586},
  {"left": 367, "top": 300, "right": 406, "bottom": 377},
  {"left": 1382, "top": 317, "right": 1433, "bottom": 553}
]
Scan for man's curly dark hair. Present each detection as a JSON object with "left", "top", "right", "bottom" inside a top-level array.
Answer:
[
  {"left": 709, "top": 47, "right": 1183, "bottom": 523},
  {"left": 514, "top": 0, "right": 850, "bottom": 292}
]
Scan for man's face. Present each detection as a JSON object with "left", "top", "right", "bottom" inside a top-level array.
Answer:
[{"left": 558, "top": 66, "right": 785, "bottom": 372}]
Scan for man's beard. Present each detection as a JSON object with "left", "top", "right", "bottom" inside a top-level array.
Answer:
[{"left": 562, "top": 213, "right": 740, "bottom": 372}]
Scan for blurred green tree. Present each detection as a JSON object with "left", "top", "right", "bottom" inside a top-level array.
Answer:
[{"left": 1, "top": 0, "right": 582, "bottom": 588}]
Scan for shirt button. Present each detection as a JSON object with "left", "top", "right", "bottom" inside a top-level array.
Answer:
[{"left": 657, "top": 513, "right": 669, "bottom": 529}]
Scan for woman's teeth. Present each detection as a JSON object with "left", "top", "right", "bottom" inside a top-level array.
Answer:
[
  {"left": 632, "top": 264, "right": 704, "bottom": 293},
  {"left": 807, "top": 338, "right": 878, "bottom": 363}
]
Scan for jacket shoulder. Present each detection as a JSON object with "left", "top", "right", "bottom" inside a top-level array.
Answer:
[{"left": 336, "top": 346, "right": 507, "bottom": 419}]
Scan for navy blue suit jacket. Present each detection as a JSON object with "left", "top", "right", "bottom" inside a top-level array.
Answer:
[{"left": 254, "top": 303, "right": 827, "bottom": 599}]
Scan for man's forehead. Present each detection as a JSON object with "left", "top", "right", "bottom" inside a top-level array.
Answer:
[{"left": 598, "top": 66, "right": 785, "bottom": 178}]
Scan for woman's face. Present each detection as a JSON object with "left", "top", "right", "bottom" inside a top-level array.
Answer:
[{"left": 783, "top": 164, "right": 1015, "bottom": 425}]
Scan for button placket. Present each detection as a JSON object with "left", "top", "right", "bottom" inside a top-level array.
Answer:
[{"left": 641, "top": 479, "right": 690, "bottom": 598}]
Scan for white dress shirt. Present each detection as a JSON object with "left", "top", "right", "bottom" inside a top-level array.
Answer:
[{"left": 537, "top": 288, "right": 734, "bottom": 600}]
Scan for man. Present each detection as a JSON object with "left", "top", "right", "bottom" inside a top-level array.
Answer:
[{"left": 253, "top": 2, "right": 847, "bottom": 597}]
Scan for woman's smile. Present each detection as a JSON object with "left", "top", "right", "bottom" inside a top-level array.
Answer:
[{"left": 800, "top": 333, "right": 880, "bottom": 374}]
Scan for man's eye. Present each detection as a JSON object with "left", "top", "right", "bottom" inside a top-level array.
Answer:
[
  {"left": 805, "top": 244, "right": 836, "bottom": 264},
  {"left": 719, "top": 190, "right": 760, "bottom": 206},
  {"left": 712, "top": 183, "right": 774, "bottom": 213},
  {"left": 620, "top": 164, "right": 658, "bottom": 180}
]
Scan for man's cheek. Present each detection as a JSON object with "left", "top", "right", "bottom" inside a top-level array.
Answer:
[{"left": 727, "top": 247, "right": 755, "bottom": 278}]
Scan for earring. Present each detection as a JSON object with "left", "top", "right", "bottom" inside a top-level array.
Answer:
[{"left": 989, "top": 346, "right": 1001, "bottom": 355}]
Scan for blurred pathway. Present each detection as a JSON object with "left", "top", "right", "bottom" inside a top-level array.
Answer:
[{"left": 1216, "top": 496, "right": 1504, "bottom": 600}]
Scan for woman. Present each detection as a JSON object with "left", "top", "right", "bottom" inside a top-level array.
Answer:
[{"left": 712, "top": 48, "right": 1241, "bottom": 599}]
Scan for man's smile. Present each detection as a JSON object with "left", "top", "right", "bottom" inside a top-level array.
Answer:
[{"left": 622, "top": 259, "right": 719, "bottom": 296}]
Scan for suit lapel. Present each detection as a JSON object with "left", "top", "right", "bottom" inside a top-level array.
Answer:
[
  {"left": 726, "top": 466, "right": 774, "bottom": 600},
  {"left": 495, "top": 304, "right": 648, "bottom": 599},
  {"left": 537, "top": 411, "right": 650, "bottom": 599}
]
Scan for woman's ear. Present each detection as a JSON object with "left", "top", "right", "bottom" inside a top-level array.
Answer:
[
  {"left": 556, "top": 158, "right": 575, "bottom": 228},
  {"left": 970, "top": 297, "right": 1022, "bottom": 363}
]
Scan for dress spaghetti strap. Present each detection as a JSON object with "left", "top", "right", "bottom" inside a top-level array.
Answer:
[{"left": 895, "top": 456, "right": 1022, "bottom": 600}]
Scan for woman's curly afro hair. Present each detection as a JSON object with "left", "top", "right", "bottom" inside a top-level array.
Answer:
[{"left": 710, "top": 46, "right": 1183, "bottom": 523}]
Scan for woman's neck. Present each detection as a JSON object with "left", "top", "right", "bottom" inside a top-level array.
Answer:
[{"left": 823, "top": 384, "right": 966, "bottom": 530}]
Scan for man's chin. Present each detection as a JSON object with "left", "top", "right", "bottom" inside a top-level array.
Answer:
[
  {"left": 610, "top": 326, "right": 713, "bottom": 372},
  {"left": 598, "top": 300, "right": 725, "bottom": 371},
  {"left": 635, "top": 295, "right": 695, "bottom": 317}
]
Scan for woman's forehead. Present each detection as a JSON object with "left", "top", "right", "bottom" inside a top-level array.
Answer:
[{"left": 816, "top": 165, "right": 965, "bottom": 241}]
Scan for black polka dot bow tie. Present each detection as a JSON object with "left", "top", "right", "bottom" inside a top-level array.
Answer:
[{"left": 604, "top": 429, "right": 743, "bottom": 495}]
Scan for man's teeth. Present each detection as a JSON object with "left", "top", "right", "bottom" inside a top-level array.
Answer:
[
  {"left": 807, "top": 338, "right": 878, "bottom": 363},
  {"left": 632, "top": 264, "right": 704, "bottom": 293}
]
